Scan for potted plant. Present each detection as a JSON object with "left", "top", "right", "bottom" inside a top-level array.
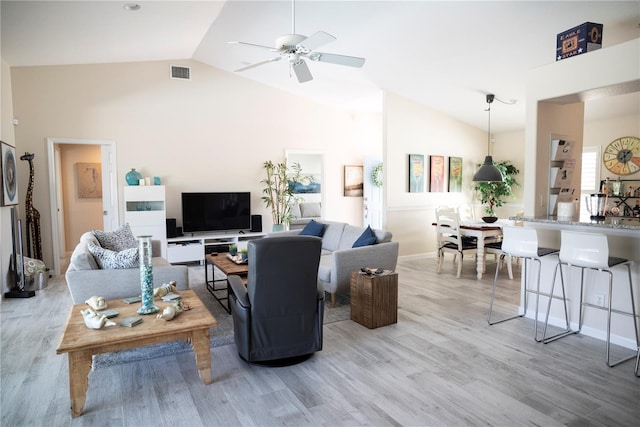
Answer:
[
  {"left": 473, "top": 160, "right": 520, "bottom": 221},
  {"left": 228, "top": 243, "right": 237, "bottom": 256},
  {"left": 239, "top": 248, "right": 248, "bottom": 262},
  {"left": 261, "top": 160, "right": 308, "bottom": 231}
]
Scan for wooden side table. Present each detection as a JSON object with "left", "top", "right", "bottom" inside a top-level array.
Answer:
[{"left": 350, "top": 271, "right": 398, "bottom": 329}]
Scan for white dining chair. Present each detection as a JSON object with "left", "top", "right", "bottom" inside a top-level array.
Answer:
[{"left": 436, "top": 207, "right": 478, "bottom": 278}]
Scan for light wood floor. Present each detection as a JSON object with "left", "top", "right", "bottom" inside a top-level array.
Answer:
[{"left": 2, "top": 256, "right": 639, "bottom": 426}]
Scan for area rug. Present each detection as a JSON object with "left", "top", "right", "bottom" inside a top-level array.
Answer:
[{"left": 92, "top": 265, "right": 350, "bottom": 369}]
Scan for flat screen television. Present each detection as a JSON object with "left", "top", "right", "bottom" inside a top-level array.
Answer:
[{"left": 181, "top": 192, "right": 251, "bottom": 233}]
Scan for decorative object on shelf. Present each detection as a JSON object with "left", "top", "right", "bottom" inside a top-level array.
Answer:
[
  {"left": 261, "top": 160, "right": 307, "bottom": 229},
  {"left": 125, "top": 168, "right": 142, "bottom": 185},
  {"left": 153, "top": 176, "right": 161, "bottom": 185},
  {"left": 448, "top": 157, "right": 462, "bottom": 192},
  {"left": 473, "top": 160, "right": 520, "bottom": 218},
  {"left": 473, "top": 94, "right": 503, "bottom": 182},
  {"left": 81, "top": 308, "right": 116, "bottom": 329},
  {"left": 228, "top": 243, "right": 238, "bottom": 256},
  {"left": 408, "top": 154, "right": 424, "bottom": 192},
  {"left": 137, "top": 235, "right": 159, "bottom": 315},
  {"left": 85, "top": 296, "right": 107, "bottom": 311},
  {"left": 372, "top": 163, "right": 383, "bottom": 188},
  {"left": 1, "top": 141, "right": 19, "bottom": 206},
  {"left": 20, "top": 152, "right": 43, "bottom": 260},
  {"left": 240, "top": 248, "right": 248, "bottom": 261},
  {"left": 344, "top": 165, "right": 364, "bottom": 197},
  {"left": 603, "top": 136, "right": 640, "bottom": 176},
  {"left": 556, "top": 22, "right": 603, "bottom": 61}
]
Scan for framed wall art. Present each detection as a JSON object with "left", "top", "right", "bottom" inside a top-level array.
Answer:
[
  {"left": 344, "top": 165, "right": 364, "bottom": 197},
  {"left": 429, "top": 155, "right": 445, "bottom": 192},
  {"left": 448, "top": 156, "right": 463, "bottom": 192},
  {"left": 1, "top": 141, "right": 19, "bottom": 206},
  {"left": 408, "top": 154, "right": 425, "bottom": 193},
  {"left": 76, "top": 162, "right": 102, "bottom": 198}
]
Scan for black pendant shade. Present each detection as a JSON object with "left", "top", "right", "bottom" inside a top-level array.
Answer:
[
  {"left": 473, "top": 156, "right": 503, "bottom": 182},
  {"left": 473, "top": 94, "right": 504, "bottom": 182}
]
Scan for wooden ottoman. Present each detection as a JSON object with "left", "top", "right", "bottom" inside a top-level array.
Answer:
[{"left": 350, "top": 270, "right": 398, "bottom": 329}]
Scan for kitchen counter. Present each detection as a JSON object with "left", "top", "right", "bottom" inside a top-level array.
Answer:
[{"left": 506, "top": 214, "right": 639, "bottom": 352}]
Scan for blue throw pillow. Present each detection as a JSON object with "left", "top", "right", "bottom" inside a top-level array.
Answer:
[
  {"left": 352, "top": 226, "right": 377, "bottom": 248},
  {"left": 300, "top": 219, "right": 325, "bottom": 237}
]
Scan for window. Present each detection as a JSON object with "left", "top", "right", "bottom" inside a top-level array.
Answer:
[{"left": 580, "top": 146, "right": 600, "bottom": 216}]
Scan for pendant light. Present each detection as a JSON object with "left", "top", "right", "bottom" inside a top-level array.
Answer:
[{"left": 473, "top": 94, "right": 503, "bottom": 182}]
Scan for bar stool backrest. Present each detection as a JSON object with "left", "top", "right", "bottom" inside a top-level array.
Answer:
[
  {"left": 502, "top": 226, "right": 539, "bottom": 258},
  {"left": 560, "top": 230, "right": 609, "bottom": 269}
]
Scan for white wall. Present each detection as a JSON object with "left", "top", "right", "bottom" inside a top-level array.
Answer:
[
  {"left": 384, "top": 92, "right": 514, "bottom": 257},
  {"left": 9, "top": 59, "right": 382, "bottom": 269}
]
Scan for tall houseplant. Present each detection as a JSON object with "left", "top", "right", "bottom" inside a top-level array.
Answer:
[
  {"left": 473, "top": 160, "right": 520, "bottom": 218},
  {"left": 261, "top": 161, "right": 307, "bottom": 230}
]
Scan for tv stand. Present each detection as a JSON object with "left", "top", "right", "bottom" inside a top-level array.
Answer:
[{"left": 166, "top": 231, "right": 265, "bottom": 264}]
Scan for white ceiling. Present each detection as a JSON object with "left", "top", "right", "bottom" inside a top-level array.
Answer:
[{"left": 2, "top": 1, "right": 639, "bottom": 132}]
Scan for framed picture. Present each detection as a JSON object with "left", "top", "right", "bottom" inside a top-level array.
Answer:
[
  {"left": 408, "top": 154, "right": 425, "bottom": 193},
  {"left": 448, "top": 156, "right": 463, "bottom": 192},
  {"left": 1, "top": 141, "right": 19, "bottom": 206},
  {"left": 344, "top": 165, "right": 364, "bottom": 197},
  {"left": 429, "top": 155, "right": 445, "bottom": 192},
  {"left": 76, "top": 162, "right": 102, "bottom": 198}
]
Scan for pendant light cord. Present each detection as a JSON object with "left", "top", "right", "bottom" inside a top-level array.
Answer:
[
  {"left": 486, "top": 94, "right": 494, "bottom": 157},
  {"left": 291, "top": 0, "right": 295, "bottom": 34}
]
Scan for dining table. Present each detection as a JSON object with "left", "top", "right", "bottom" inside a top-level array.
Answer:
[{"left": 434, "top": 218, "right": 511, "bottom": 279}]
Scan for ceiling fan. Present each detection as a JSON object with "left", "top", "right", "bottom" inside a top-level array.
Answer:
[{"left": 229, "top": 0, "right": 365, "bottom": 83}]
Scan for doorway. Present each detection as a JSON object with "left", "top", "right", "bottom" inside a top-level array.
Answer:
[{"left": 46, "top": 138, "right": 118, "bottom": 275}]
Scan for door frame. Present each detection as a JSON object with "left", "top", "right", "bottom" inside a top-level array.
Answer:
[{"left": 47, "top": 138, "right": 118, "bottom": 275}]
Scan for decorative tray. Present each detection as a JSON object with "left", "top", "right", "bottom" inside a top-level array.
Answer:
[{"left": 226, "top": 253, "right": 248, "bottom": 264}]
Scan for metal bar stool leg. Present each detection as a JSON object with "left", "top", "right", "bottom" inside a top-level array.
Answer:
[
  {"left": 487, "top": 253, "right": 524, "bottom": 325},
  {"left": 542, "top": 261, "right": 576, "bottom": 343},
  {"left": 604, "top": 264, "right": 640, "bottom": 367}
]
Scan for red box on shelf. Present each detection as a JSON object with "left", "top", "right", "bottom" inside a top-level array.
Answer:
[{"left": 556, "top": 22, "right": 603, "bottom": 61}]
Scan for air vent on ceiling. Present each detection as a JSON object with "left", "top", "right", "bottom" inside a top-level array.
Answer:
[{"left": 170, "top": 65, "right": 191, "bottom": 80}]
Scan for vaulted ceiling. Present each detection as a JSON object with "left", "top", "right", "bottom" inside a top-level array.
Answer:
[{"left": 2, "top": 1, "right": 639, "bottom": 132}]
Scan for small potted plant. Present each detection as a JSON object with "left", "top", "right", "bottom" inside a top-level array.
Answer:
[
  {"left": 239, "top": 248, "right": 248, "bottom": 262},
  {"left": 228, "top": 243, "right": 237, "bottom": 256},
  {"left": 473, "top": 160, "right": 520, "bottom": 221}
]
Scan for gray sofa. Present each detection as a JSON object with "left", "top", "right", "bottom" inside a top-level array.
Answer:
[
  {"left": 289, "top": 202, "right": 321, "bottom": 230},
  {"left": 65, "top": 231, "right": 189, "bottom": 304},
  {"left": 275, "top": 220, "right": 399, "bottom": 306}
]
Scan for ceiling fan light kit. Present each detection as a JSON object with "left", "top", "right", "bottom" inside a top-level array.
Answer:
[{"left": 229, "top": 0, "right": 365, "bottom": 83}]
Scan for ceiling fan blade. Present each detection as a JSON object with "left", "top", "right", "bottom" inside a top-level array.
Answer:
[
  {"left": 292, "top": 59, "right": 313, "bottom": 83},
  {"left": 297, "top": 31, "right": 336, "bottom": 52},
  {"left": 234, "top": 56, "right": 282, "bottom": 72},
  {"left": 229, "top": 41, "right": 278, "bottom": 52},
  {"left": 310, "top": 52, "right": 365, "bottom": 68}
]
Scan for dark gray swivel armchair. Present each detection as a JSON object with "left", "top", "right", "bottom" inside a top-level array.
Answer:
[{"left": 228, "top": 235, "right": 324, "bottom": 363}]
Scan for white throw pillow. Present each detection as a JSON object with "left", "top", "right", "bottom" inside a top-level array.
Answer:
[{"left": 88, "top": 244, "right": 139, "bottom": 269}]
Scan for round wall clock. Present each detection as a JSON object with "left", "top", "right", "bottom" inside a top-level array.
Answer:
[{"left": 602, "top": 136, "right": 640, "bottom": 175}]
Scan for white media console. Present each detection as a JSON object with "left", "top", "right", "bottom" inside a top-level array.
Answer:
[{"left": 166, "top": 231, "right": 265, "bottom": 264}]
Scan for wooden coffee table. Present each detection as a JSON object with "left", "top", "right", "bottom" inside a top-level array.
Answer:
[
  {"left": 56, "top": 290, "right": 217, "bottom": 417},
  {"left": 205, "top": 253, "right": 249, "bottom": 313}
]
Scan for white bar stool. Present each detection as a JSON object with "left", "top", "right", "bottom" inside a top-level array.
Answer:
[
  {"left": 542, "top": 230, "right": 639, "bottom": 367},
  {"left": 636, "top": 346, "right": 639, "bottom": 377},
  {"left": 487, "top": 226, "right": 558, "bottom": 341}
]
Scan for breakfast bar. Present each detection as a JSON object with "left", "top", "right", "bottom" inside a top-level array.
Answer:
[{"left": 513, "top": 215, "right": 640, "bottom": 351}]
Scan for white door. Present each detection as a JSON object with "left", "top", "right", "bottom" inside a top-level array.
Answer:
[
  {"left": 363, "top": 157, "right": 383, "bottom": 229},
  {"left": 47, "top": 138, "right": 118, "bottom": 275}
]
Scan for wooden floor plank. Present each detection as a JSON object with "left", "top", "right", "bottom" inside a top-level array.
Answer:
[{"left": 1, "top": 256, "right": 639, "bottom": 426}]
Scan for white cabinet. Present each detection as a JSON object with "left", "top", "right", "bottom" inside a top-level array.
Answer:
[
  {"left": 166, "top": 232, "right": 265, "bottom": 264},
  {"left": 124, "top": 186, "right": 167, "bottom": 258}
]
